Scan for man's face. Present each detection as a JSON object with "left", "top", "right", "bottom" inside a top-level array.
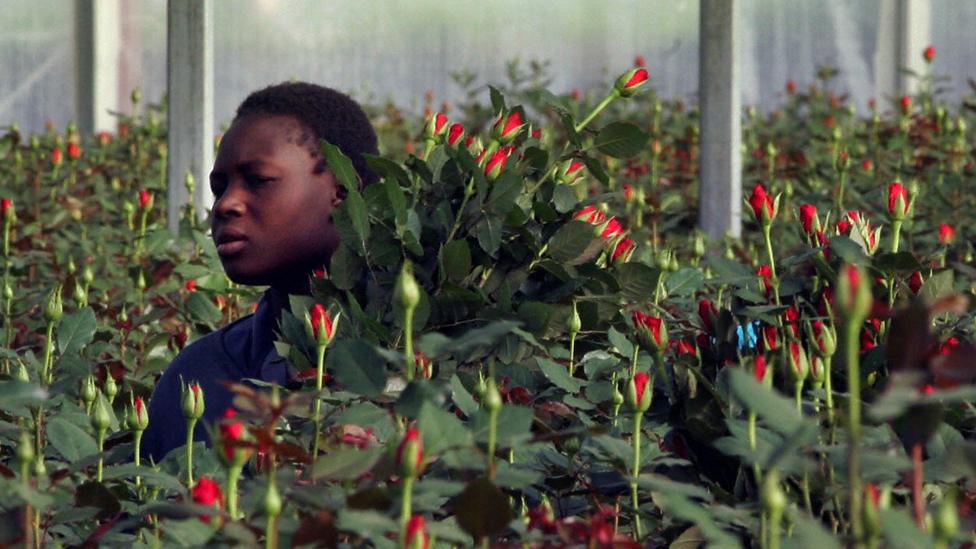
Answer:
[{"left": 209, "top": 114, "right": 342, "bottom": 292}]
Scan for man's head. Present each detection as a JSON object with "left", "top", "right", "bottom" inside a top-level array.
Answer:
[{"left": 209, "top": 82, "right": 378, "bottom": 292}]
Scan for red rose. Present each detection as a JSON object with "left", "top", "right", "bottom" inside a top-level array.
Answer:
[
  {"left": 396, "top": 427, "right": 424, "bottom": 478},
  {"left": 923, "top": 45, "right": 936, "bottom": 63}
]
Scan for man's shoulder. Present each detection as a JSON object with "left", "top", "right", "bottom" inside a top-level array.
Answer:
[{"left": 166, "top": 313, "right": 255, "bottom": 375}]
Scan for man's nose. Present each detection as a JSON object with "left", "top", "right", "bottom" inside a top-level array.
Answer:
[{"left": 213, "top": 180, "right": 246, "bottom": 219}]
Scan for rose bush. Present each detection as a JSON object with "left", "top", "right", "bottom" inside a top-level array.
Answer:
[{"left": 0, "top": 53, "right": 974, "bottom": 547}]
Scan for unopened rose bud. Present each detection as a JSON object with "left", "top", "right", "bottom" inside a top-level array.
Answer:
[
  {"left": 131, "top": 88, "right": 142, "bottom": 105},
  {"left": 127, "top": 395, "right": 149, "bottom": 431},
  {"left": 307, "top": 303, "right": 336, "bottom": 347},
  {"left": 761, "top": 477, "right": 786, "bottom": 515},
  {"left": 933, "top": 491, "right": 960, "bottom": 541},
  {"left": 886, "top": 182, "right": 910, "bottom": 221},
  {"left": 424, "top": 113, "right": 448, "bottom": 142},
  {"left": 218, "top": 408, "right": 252, "bottom": 468},
  {"left": 557, "top": 159, "right": 586, "bottom": 185},
  {"left": 90, "top": 393, "right": 113, "bottom": 432},
  {"left": 923, "top": 45, "right": 936, "bottom": 64},
  {"left": 632, "top": 311, "right": 668, "bottom": 353},
  {"left": 44, "top": 284, "right": 63, "bottom": 323},
  {"left": 13, "top": 360, "right": 29, "bottom": 383},
  {"left": 184, "top": 172, "right": 196, "bottom": 195},
  {"left": 836, "top": 264, "right": 872, "bottom": 322},
  {"left": 491, "top": 110, "right": 525, "bottom": 145},
  {"left": 263, "top": 479, "right": 282, "bottom": 516},
  {"left": 138, "top": 190, "right": 153, "bottom": 211},
  {"left": 483, "top": 148, "right": 510, "bottom": 181},
  {"left": 395, "top": 262, "right": 421, "bottom": 311},
  {"left": 181, "top": 381, "right": 205, "bottom": 420},
  {"left": 614, "top": 68, "right": 649, "bottom": 98},
  {"left": 17, "top": 429, "right": 34, "bottom": 467},
  {"left": 747, "top": 184, "right": 778, "bottom": 227},
  {"left": 103, "top": 374, "right": 119, "bottom": 404},
  {"left": 483, "top": 377, "right": 503, "bottom": 412},
  {"left": 404, "top": 515, "right": 430, "bottom": 549},
  {"left": 446, "top": 123, "right": 465, "bottom": 147},
  {"left": 396, "top": 427, "right": 424, "bottom": 478},
  {"left": 785, "top": 341, "right": 809, "bottom": 383},
  {"left": 627, "top": 371, "right": 653, "bottom": 412},
  {"left": 567, "top": 302, "right": 582, "bottom": 334}
]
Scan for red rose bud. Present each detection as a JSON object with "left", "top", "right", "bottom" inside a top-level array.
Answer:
[
  {"left": 799, "top": 203, "right": 820, "bottom": 235},
  {"left": 219, "top": 407, "right": 252, "bottom": 467},
  {"left": 632, "top": 311, "right": 668, "bottom": 352},
  {"left": 861, "top": 158, "right": 874, "bottom": 173},
  {"left": 185, "top": 279, "right": 197, "bottom": 292},
  {"left": 837, "top": 263, "right": 872, "bottom": 321},
  {"left": 614, "top": 67, "right": 649, "bottom": 98},
  {"left": 491, "top": 110, "right": 525, "bottom": 144},
  {"left": 786, "top": 80, "right": 797, "bottom": 94},
  {"left": 396, "top": 426, "right": 424, "bottom": 478},
  {"left": 747, "top": 183, "right": 777, "bottom": 226},
  {"left": 675, "top": 339, "right": 697, "bottom": 356},
  {"left": 634, "top": 54, "right": 646, "bottom": 68},
  {"left": 138, "top": 189, "right": 153, "bottom": 210},
  {"left": 483, "top": 148, "right": 509, "bottom": 180},
  {"left": 557, "top": 159, "right": 586, "bottom": 185},
  {"left": 611, "top": 238, "right": 636, "bottom": 264},
  {"left": 754, "top": 355, "right": 771, "bottom": 385},
  {"left": 786, "top": 341, "right": 809, "bottom": 383},
  {"left": 900, "top": 95, "right": 912, "bottom": 115},
  {"left": 0, "top": 198, "right": 12, "bottom": 222},
  {"left": 784, "top": 305, "right": 800, "bottom": 337},
  {"left": 191, "top": 476, "right": 224, "bottom": 523},
  {"left": 886, "top": 181, "right": 910, "bottom": 220},
  {"left": 600, "top": 217, "right": 624, "bottom": 241},
  {"left": 181, "top": 381, "right": 205, "bottom": 420},
  {"left": 698, "top": 299, "right": 718, "bottom": 333},
  {"left": 938, "top": 223, "right": 956, "bottom": 245},
  {"left": 424, "top": 112, "right": 448, "bottom": 141},
  {"left": 309, "top": 303, "right": 335, "bottom": 347},
  {"left": 923, "top": 45, "right": 936, "bottom": 63},
  {"left": 574, "top": 205, "right": 606, "bottom": 225},
  {"left": 127, "top": 395, "right": 149, "bottom": 431},
  {"left": 405, "top": 515, "right": 430, "bottom": 549},
  {"left": 51, "top": 147, "right": 63, "bottom": 166},
  {"left": 622, "top": 184, "right": 635, "bottom": 203},
  {"left": 627, "top": 371, "right": 653, "bottom": 412},
  {"left": 415, "top": 352, "right": 433, "bottom": 379},
  {"left": 67, "top": 142, "right": 81, "bottom": 160},
  {"left": 446, "top": 123, "right": 465, "bottom": 146},
  {"left": 809, "top": 320, "right": 836, "bottom": 357},
  {"left": 756, "top": 264, "right": 773, "bottom": 295},
  {"left": 531, "top": 128, "right": 542, "bottom": 140},
  {"left": 762, "top": 324, "right": 779, "bottom": 351},
  {"left": 909, "top": 271, "right": 923, "bottom": 294}
]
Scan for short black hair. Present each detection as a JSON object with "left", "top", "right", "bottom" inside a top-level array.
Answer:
[{"left": 235, "top": 82, "right": 378, "bottom": 187}]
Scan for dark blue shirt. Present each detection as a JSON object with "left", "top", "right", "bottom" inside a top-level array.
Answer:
[{"left": 142, "top": 288, "right": 293, "bottom": 462}]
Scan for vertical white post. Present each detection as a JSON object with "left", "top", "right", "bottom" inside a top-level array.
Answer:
[
  {"left": 875, "top": 0, "right": 931, "bottom": 100},
  {"left": 75, "top": 0, "right": 122, "bottom": 134},
  {"left": 896, "top": 0, "right": 931, "bottom": 96},
  {"left": 167, "top": 0, "right": 214, "bottom": 233},
  {"left": 698, "top": 0, "right": 741, "bottom": 240}
]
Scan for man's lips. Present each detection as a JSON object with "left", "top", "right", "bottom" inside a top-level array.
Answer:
[{"left": 215, "top": 230, "right": 249, "bottom": 256}]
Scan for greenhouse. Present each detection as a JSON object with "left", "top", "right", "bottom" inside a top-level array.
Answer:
[{"left": 1, "top": 1, "right": 974, "bottom": 547}]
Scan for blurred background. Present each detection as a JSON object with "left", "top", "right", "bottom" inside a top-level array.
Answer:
[{"left": 3, "top": 0, "right": 976, "bottom": 134}]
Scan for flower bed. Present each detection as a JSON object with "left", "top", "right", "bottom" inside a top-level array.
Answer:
[{"left": 0, "top": 53, "right": 974, "bottom": 547}]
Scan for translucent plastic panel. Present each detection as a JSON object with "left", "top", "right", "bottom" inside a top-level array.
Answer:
[{"left": 2, "top": 0, "right": 974, "bottom": 135}]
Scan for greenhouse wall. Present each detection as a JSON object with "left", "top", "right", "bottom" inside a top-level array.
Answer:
[{"left": 3, "top": 0, "right": 975, "bottom": 135}]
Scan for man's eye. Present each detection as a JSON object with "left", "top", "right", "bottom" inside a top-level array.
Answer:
[{"left": 210, "top": 181, "right": 226, "bottom": 197}]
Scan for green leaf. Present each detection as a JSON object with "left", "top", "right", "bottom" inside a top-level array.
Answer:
[
  {"left": 552, "top": 184, "right": 579, "bottom": 213},
  {"left": 417, "top": 321, "right": 520, "bottom": 359},
  {"left": 487, "top": 171, "right": 522, "bottom": 215},
  {"left": 454, "top": 477, "right": 513, "bottom": 539},
  {"left": 342, "top": 189, "right": 371, "bottom": 249},
  {"left": 475, "top": 215, "right": 503, "bottom": 257},
  {"left": 441, "top": 240, "right": 472, "bottom": 283},
  {"left": 727, "top": 368, "right": 803, "bottom": 435},
  {"left": 658, "top": 494, "right": 741, "bottom": 549},
  {"left": 879, "top": 509, "right": 931, "bottom": 549},
  {"left": 593, "top": 122, "right": 650, "bottom": 159},
  {"left": 607, "top": 326, "right": 635, "bottom": 358},
  {"left": 57, "top": 307, "right": 96, "bottom": 356},
  {"left": 313, "top": 446, "right": 384, "bottom": 481},
  {"left": 536, "top": 357, "right": 583, "bottom": 393},
  {"left": 326, "top": 339, "right": 387, "bottom": 397},
  {"left": 873, "top": 252, "right": 922, "bottom": 273},
  {"left": 450, "top": 374, "right": 479, "bottom": 416},
  {"left": 321, "top": 141, "right": 360, "bottom": 192},
  {"left": 364, "top": 154, "right": 410, "bottom": 186},
  {"left": 920, "top": 269, "right": 954, "bottom": 302},
  {"left": 47, "top": 416, "right": 98, "bottom": 462},
  {"left": 101, "top": 464, "right": 184, "bottom": 491},
  {"left": 383, "top": 177, "right": 408, "bottom": 227},
  {"left": 186, "top": 292, "right": 221, "bottom": 325},
  {"left": 488, "top": 86, "right": 506, "bottom": 114},
  {"left": 829, "top": 235, "right": 870, "bottom": 264},
  {"left": 418, "top": 400, "right": 472, "bottom": 455},
  {"left": 470, "top": 405, "right": 533, "bottom": 448},
  {"left": 330, "top": 244, "right": 364, "bottom": 291},
  {"left": 615, "top": 262, "right": 663, "bottom": 302},
  {"left": 558, "top": 111, "right": 583, "bottom": 148},
  {"left": 336, "top": 509, "right": 397, "bottom": 541},
  {"left": 666, "top": 268, "right": 705, "bottom": 296},
  {"left": 0, "top": 381, "right": 48, "bottom": 412},
  {"left": 547, "top": 220, "right": 602, "bottom": 265},
  {"left": 783, "top": 514, "right": 842, "bottom": 549}
]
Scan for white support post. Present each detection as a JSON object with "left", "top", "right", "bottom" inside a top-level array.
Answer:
[
  {"left": 698, "top": 0, "right": 741, "bottom": 240},
  {"left": 167, "top": 0, "right": 214, "bottom": 233},
  {"left": 875, "top": 0, "right": 931, "bottom": 100},
  {"left": 896, "top": 0, "right": 931, "bottom": 96},
  {"left": 75, "top": 0, "right": 122, "bottom": 134}
]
